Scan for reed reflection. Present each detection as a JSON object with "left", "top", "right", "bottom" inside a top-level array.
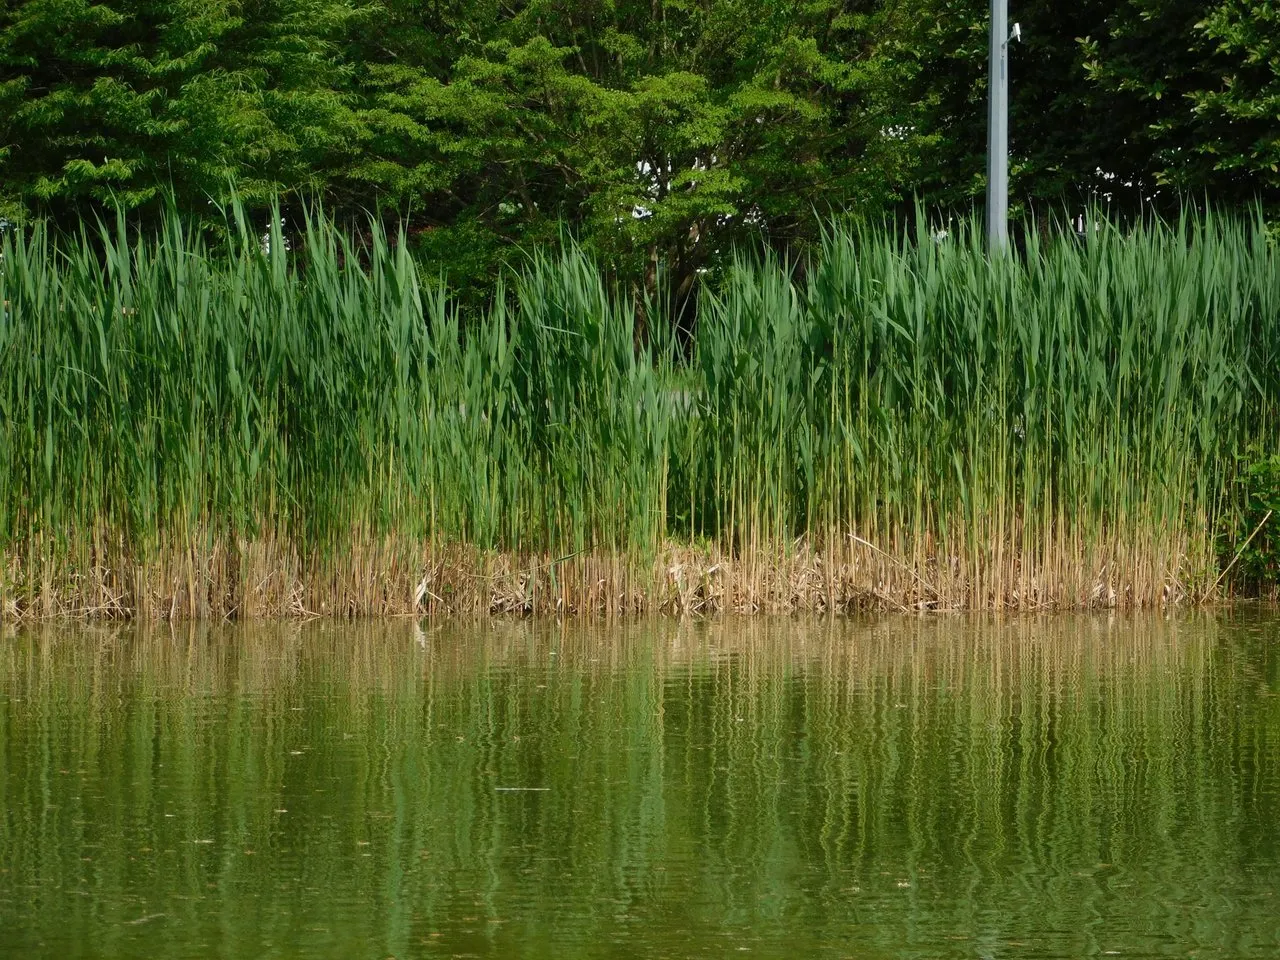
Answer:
[{"left": 1, "top": 614, "right": 1277, "bottom": 959}]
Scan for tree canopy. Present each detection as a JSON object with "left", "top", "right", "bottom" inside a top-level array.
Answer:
[{"left": 2, "top": 0, "right": 1277, "bottom": 292}]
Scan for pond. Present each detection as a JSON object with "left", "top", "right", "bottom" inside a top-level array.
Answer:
[{"left": 2, "top": 613, "right": 1279, "bottom": 958}]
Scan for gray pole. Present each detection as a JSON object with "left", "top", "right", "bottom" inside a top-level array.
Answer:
[{"left": 986, "top": 0, "right": 1009, "bottom": 252}]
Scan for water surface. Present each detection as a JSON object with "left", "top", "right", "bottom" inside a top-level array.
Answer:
[{"left": 2, "top": 614, "right": 1279, "bottom": 958}]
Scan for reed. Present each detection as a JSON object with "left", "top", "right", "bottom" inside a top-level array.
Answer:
[{"left": 0, "top": 206, "right": 1276, "bottom": 618}]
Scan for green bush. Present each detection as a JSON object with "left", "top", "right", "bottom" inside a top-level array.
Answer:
[{"left": 1229, "top": 446, "right": 1280, "bottom": 592}]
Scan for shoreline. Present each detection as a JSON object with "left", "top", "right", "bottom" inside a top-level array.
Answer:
[{"left": 1, "top": 531, "right": 1225, "bottom": 621}]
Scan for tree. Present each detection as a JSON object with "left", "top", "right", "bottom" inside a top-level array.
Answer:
[
  {"left": 2, "top": 0, "right": 1275, "bottom": 276},
  {"left": 0, "top": 0, "right": 358, "bottom": 223},
  {"left": 341, "top": 0, "right": 929, "bottom": 304},
  {"left": 1188, "top": 0, "right": 1280, "bottom": 203},
  {"left": 1072, "top": 0, "right": 1278, "bottom": 211},
  {"left": 894, "top": 0, "right": 1280, "bottom": 219}
]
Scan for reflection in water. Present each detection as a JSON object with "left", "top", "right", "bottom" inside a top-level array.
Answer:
[{"left": 1, "top": 615, "right": 1279, "bottom": 958}]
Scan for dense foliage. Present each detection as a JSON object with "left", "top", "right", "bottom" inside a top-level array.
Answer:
[
  {"left": 1231, "top": 445, "right": 1280, "bottom": 593},
  {"left": 2, "top": 1, "right": 1278, "bottom": 295},
  {"left": 1, "top": 207, "right": 1277, "bottom": 615}
]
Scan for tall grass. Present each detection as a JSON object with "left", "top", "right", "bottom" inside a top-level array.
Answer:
[
  {"left": 682, "top": 213, "right": 1280, "bottom": 606},
  {"left": 0, "top": 206, "right": 1276, "bottom": 617}
]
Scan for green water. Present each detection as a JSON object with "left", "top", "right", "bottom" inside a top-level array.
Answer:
[{"left": 2, "top": 615, "right": 1279, "bottom": 959}]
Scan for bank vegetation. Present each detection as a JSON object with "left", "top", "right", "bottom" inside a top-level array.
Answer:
[{"left": 0, "top": 208, "right": 1276, "bottom": 618}]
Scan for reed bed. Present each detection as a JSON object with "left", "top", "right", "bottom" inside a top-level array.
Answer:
[{"left": 0, "top": 208, "right": 1276, "bottom": 619}]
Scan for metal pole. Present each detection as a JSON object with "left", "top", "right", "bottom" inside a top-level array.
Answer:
[{"left": 986, "top": 0, "right": 1009, "bottom": 252}]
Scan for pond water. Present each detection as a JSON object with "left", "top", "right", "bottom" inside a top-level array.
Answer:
[{"left": 2, "top": 614, "right": 1279, "bottom": 958}]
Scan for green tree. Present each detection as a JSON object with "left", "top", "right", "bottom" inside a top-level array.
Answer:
[
  {"left": 1069, "top": 0, "right": 1278, "bottom": 211},
  {"left": 896, "top": 0, "right": 1280, "bottom": 218},
  {"left": 894, "top": 0, "right": 1185, "bottom": 215},
  {"left": 0, "top": 0, "right": 358, "bottom": 222},
  {"left": 342, "top": 0, "right": 927, "bottom": 304},
  {"left": 2, "top": 0, "right": 1276, "bottom": 283},
  {"left": 1189, "top": 1, "right": 1280, "bottom": 201}
]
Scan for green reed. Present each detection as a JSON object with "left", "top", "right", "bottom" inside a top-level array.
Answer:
[
  {"left": 0, "top": 208, "right": 668, "bottom": 560},
  {"left": 679, "top": 211, "right": 1279, "bottom": 598},
  {"left": 0, "top": 205, "right": 1276, "bottom": 613}
]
